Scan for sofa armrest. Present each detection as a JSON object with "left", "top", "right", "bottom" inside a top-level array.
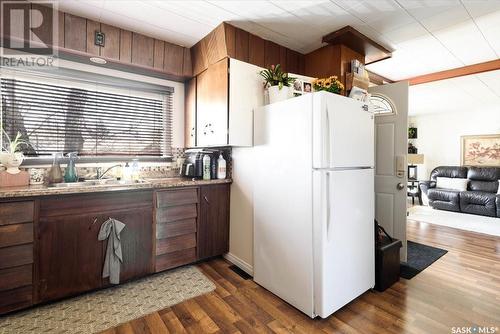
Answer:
[
  {"left": 419, "top": 180, "right": 436, "bottom": 194},
  {"left": 419, "top": 181, "right": 436, "bottom": 206}
]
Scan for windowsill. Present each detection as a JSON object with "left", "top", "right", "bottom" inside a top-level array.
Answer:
[{"left": 21, "top": 156, "right": 172, "bottom": 167}]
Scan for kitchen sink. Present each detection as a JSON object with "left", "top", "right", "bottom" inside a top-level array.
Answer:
[{"left": 48, "top": 179, "right": 147, "bottom": 188}]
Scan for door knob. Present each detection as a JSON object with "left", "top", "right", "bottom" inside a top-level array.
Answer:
[{"left": 397, "top": 183, "right": 405, "bottom": 190}]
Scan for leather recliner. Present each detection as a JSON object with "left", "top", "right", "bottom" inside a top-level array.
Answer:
[{"left": 419, "top": 166, "right": 500, "bottom": 218}]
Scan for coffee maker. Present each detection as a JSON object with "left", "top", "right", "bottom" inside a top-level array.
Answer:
[{"left": 181, "top": 149, "right": 219, "bottom": 179}]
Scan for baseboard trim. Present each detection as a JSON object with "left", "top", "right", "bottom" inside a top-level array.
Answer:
[{"left": 223, "top": 253, "right": 253, "bottom": 276}]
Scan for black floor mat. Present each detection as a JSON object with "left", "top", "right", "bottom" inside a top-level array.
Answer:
[
  {"left": 229, "top": 265, "right": 252, "bottom": 280},
  {"left": 400, "top": 241, "right": 448, "bottom": 279}
]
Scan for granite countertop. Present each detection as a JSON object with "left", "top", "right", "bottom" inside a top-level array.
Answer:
[{"left": 0, "top": 178, "right": 232, "bottom": 199}]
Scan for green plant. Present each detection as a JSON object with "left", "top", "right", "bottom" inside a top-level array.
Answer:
[
  {"left": 259, "top": 64, "right": 295, "bottom": 90},
  {"left": 2, "top": 130, "right": 27, "bottom": 154}
]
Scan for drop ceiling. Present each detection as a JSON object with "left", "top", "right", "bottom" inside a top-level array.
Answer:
[
  {"left": 56, "top": 0, "right": 500, "bottom": 81},
  {"left": 409, "top": 69, "right": 500, "bottom": 116}
]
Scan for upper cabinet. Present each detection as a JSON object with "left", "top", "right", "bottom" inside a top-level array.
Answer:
[
  {"left": 196, "top": 58, "right": 229, "bottom": 147},
  {"left": 189, "top": 58, "right": 262, "bottom": 148}
]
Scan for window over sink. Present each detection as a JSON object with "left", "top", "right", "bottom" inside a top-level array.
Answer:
[{"left": 1, "top": 72, "right": 173, "bottom": 158}]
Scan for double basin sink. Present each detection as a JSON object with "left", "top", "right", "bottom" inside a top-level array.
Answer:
[{"left": 48, "top": 178, "right": 146, "bottom": 188}]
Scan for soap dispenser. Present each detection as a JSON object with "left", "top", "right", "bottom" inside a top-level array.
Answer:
[
  {"left": 48, "top": 152, "right": 63, "bottom": 184},
  {"left": 64, "top": 152, "right": 78, "bottom": 183}
]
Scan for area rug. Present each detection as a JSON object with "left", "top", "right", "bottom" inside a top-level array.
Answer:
[
  {"left": 400, "top": 241, "right": 448, "bottom": 279},
  {"left": 408, "top": 205, "right": 500, "bottom": 237},
  {"left": 0, "top": 266, "right": 215, "bottom": 334}
]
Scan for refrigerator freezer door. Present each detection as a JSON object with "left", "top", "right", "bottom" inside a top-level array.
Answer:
[
  {"left": 312, "top": 92, "right": 374, "bottom": 169},
  {"left": 313, "top": 168, "right": 375, "bottom": 318}
]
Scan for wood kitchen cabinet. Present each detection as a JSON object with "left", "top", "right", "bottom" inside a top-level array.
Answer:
[
  {"left": 185, "top": 77, "right": 197, "bottom": 148},
  {"left": 38, "top": 191, "right": 153, "bottom": 303},
  {"left": 196, "top": 58, "right": 229, "bottom": 147},
  {"left": 198, "top": 184, "right": 230, "bottom": 260},
  {"left": 192, "top": 57, "right": 260, "bottom": 147},
  {"left": 38, "top": 213, "right": 104, "bottom": 302}
]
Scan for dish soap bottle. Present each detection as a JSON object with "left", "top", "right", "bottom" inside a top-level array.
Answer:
[
  {"left": 64, "top": 152, "right": 78, "bottom": 183},
  {"left": 217, "top": 153, "right": 226, "bottom": 179},
  {"left": 203, "top": 154, "right": 211, "bottom": 180},
  {"left": 48, "top": 152, "right": 63, "bottom": 184}
]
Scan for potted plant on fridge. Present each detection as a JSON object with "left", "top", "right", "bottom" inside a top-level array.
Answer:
[
  {"left": 259, "top": 64, "right": 296, "bottom": 104},
  {"left": 0, "top": 130, "right": 27, "bottom": 174},
  {"left": 312, "top": 76, "right": 344, "bottom": 95}
]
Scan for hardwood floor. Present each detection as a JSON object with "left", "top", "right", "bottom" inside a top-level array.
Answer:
[{"left": 101, "top": 220, "right": 500, "bottom": 334}]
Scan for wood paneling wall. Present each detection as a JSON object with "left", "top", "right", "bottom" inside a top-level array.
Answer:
[
  {"left": 191, "top": 23, "right": 306, "bottom": 76},
  {"left": 9, "top": 4, "right": 192, "bottom": 80}
]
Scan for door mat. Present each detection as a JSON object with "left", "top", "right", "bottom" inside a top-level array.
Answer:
[
  {"left": 0, "top": 266, "right": 215, "bottom": 334},
  {"left": 400, "top": 241, "right": 447, "bottom": 279}
]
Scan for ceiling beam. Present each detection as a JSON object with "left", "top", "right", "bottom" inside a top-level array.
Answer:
[
  {"left": 406, "top": 59, "right": 500, "bottom": 85},
  {"left": 367, "top": 70, "right": 393, "bottom": 85}
]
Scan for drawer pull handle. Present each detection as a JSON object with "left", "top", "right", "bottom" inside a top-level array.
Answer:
[{"left": 203, "top": 195, "right": 209, "bottom": 204}]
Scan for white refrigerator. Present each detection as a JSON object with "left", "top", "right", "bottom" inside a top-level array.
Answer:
[{"left": 253, "top": 91, "right": 375, "bottom": 318}]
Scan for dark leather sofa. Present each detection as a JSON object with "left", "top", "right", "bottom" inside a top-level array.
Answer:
[{"left": 419, "top": 166, "right": 500, "bottom": 217}]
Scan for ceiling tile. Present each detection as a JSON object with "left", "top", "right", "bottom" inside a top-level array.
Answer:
[{"left": 433, "top": 19, "right": 497, "bottom": 65}]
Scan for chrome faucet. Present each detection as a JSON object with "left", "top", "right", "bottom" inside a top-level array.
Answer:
[{"left": 96, "top": 164, "right": 122, "bottom": 179}]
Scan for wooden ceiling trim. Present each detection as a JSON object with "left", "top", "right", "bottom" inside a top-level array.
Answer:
[{"left": 406, "top": 59, "right": 500, "bottom": 85}]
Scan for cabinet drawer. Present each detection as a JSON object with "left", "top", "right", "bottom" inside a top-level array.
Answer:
[
  {"left": 0, "top": 202, "right": 34, "bottom": 226},
  {"left": 0, "top": 286, "right": 32, "bottom": 314},
  {"left": 0, "top": 244, "right": 33, "bottom": 270},
  {"left": 155, "top": 248, "right": 196, "bottom": 272},
  {"left": 156, "top": 188, "right": 198, "bottom": 208},
  {"left": 156, "top": 204, "right": 197, "bottom": 223},
  {"left": 0, "top": 264, "right": 32, "bottom": 291},
  {"left": 0, "top": 223, "right": 33, "bottom": 248},
  {"left": 157, "top": 219, "right": 196, "bottom": 239},
  {"left": 156, "top": 233, "right": 196, "bottom": 256}
]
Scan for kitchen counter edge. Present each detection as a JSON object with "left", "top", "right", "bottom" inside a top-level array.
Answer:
[{"left": 0, "top": 178, "right": 233, "bottom": 199}]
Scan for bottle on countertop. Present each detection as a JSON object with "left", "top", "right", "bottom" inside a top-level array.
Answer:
[
  {"left": 131, "top": 159, "right": 140, "bottom": 181},
  {"left": 203, "top": 154, "right": 211, "bottom": 180},
  {"left": 217, "top": 153, "right": 226, "bottom": 179},
  {"left": 48, "top": 152, "right": 63, "bottom": 184},
  {"left": 123, "top": 162, "right": 132, "bottom": 181},
  {"left": 63, "top": 152, "right": 78, "bottom": 183}
]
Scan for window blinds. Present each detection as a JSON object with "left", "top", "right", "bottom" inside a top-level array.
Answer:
[{"left": 1, "top": 77, "right": 173, "bottom": 157}]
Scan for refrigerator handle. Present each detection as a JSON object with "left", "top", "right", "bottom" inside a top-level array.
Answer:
[
  {"left": 323, "top": 104, "right": 331, "bottom": 167},
  {"left": 326, "top": 171, "right": 331, "bottom": 239}
]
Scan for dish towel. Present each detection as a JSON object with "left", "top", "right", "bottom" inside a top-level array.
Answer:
[{"left": 98, "top": 218, "right": 126, "bottom": 284}]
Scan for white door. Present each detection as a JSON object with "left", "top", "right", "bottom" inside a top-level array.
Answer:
[
  {"left": 369, "top": 81, "right": 409, "bottom": 261},
  {"left": 313, "top": 92, "right": 374, "bottom": 169},
  {"left": 313, "top": 168, "right": 374, "bottom": 318}
]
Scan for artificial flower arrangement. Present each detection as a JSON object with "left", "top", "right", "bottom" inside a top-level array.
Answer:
[{"left": 311, "top": 76, "right": 344, "bottom": 94}]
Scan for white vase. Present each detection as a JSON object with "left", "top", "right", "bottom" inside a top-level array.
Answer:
[
  {"left": 0, "top": 152, "right": 24, "bottom": 174},
  {"left": 268, "top": 85, "right": 291, "bottom": 104}
]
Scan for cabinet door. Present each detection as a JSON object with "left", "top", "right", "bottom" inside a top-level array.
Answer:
[
  {"left": 38, "top": 213, "right": 104, "bottom": 302},
  {"left": 185, "top": 77, "right": 197, "bottom": 148},
  {"left": 196, "top": 58, "right": 229, "bottom": 146},
  {"left": 101, "top": 208, "right": 153, "bottom": 284},
  {"left": 198, "top": 184, "right": 230, "bottom": 259}
]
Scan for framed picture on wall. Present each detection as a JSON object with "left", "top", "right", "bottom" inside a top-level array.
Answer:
[{"left": 461, "top": 134, "right": 500, "bottom": 167}]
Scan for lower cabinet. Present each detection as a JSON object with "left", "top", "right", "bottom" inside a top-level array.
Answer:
[
  {"left": 198, "top": 184, "right": 230, "bottom": 260},
  {"left": 0, "top": 183, "right": 230, "bottom": 314},
  {"left": 38, "top": 213, "right": 104, "bottom": 302},
  {"left": 38, "top": 191, "right": 153, "bottom": 303}
]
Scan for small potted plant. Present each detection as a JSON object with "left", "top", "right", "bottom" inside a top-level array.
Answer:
[
  {"left": 0, "top": 130, "right": 27, "bottom": 174},
  {"left": 259, "top": 64, "right": 296, "bottom": 104},
  {"left": 312, "top": 76, "right": 344, "bottom": 94}
]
